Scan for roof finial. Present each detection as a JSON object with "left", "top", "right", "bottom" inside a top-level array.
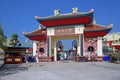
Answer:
[
  {"left": 54, "top": 10, "right": 60, "bottom": 16},
  {"left": 35, "top": 16, "right": 39, "bottom": 18},
  {"left": 107, "top": 24, "right": 113, "bottom": 28},
  {"left": 72, "top": 7, "right": 78, "bottom": 14},
  {"left": 93, "top": 19, "right": 96, "bottom": 25},
  {"left": 90, "top": 9, "right": 94, "bottom": 12},
  {"left": 38, "top": 25, "right": 42, "bottom": 30}
]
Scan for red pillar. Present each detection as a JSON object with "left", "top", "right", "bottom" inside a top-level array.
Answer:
[{"left": 109, "top": 41, "right": 113, "bottom": 47}]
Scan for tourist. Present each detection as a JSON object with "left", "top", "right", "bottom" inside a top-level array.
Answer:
[
  {"left": 87, "top": 52, "right": 91, "bottom": 62},
  {"left": 25, "top": 54, "right": 29, "bottom": 63},
  {"left": 64, "top": 52, "right": 67, "bottom": 61},
  {"left": 60, "top": 51, "right": 64, "bottom": 61},
  {"left": 95, "top": 53, "right": 98, "bottom": 61},
  {"left": 35, "top": 51, "right": 39, "bottom": 63}
]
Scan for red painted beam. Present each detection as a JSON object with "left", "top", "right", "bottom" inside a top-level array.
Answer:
[
  {"left": 28, "top": 36, "right": 47, "bottom": 41},
  {"left": 84, "top": 31, "right": 108, "bottom": 38},
  {"left": 40, "top": 16, "right": 92, "bottom": 27},
  {"left": 113, "top": 45, "right": 120, "bottom": 50}
]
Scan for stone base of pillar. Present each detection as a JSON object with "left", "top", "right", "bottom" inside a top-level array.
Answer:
[
  {"left": 97, "top": 56, "right": 103, "bottom": 62},
  {"left": 38, "top": 56, "right": 54, "bottom": 62}
]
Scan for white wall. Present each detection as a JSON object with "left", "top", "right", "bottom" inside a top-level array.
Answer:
[
  {"left": 47, "top": 28, "right": 55, "bottom": 36},
  {"left": 33, "top": 41, "right": 37, "bottom": 56},
  {"left": 75, "top": 25, "right": 84, "bottom": 34},
  {"left": 97, "top": 37, "right": 103, "bottom": 56}
]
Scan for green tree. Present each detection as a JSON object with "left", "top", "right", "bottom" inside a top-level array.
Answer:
[
  {"left": 115, "top": 51, "right": 120, "bottom": 61},
  {"left": 0, "top": 24, "right": 7, "bottom": 50},
  {"left": 9, "top": 34, "right": 21, "bottom": 47},
  {"left": 109, "top": 51, "right": 120, "bottom": 61}
]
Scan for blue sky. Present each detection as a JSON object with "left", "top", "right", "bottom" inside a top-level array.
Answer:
[{"left": 0, "top": 0, "right": 120, "bottom": 49}]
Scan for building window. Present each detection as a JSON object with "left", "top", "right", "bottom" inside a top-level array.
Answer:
[
  {"left": 39, "top": 48, "right": 45, "bottom": 53},
  {"left": 87, "top": 46, "right": 94, "bottom": 52}
]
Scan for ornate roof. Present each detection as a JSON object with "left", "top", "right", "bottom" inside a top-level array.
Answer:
[
  {"left": 23, "top": 24, "right": 113, "bottom": 40},
  {"left": 23, "top": 9, "right": 113, "bottom": 40},
  {"left": 23, "top": 29, "right": 47, "bottom": 41},
  {"left": 35, "top": 9, "right": 94, "bottom": 27},
  {"left": 6, "top": 47, "right": 30, "bottom": 53},
  {"left": 84, "top": 24, "right": 113, "bottom": 37}
]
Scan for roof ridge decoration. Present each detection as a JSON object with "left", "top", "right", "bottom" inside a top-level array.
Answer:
[
  {"left": 38, "top": 25, "right": 46, "bottom": 30},
  {"left": 93, "top": 19, "right": 96, "bottom": 25},
  {"left": 34, "top": 8, "right": 95, "bottom": 27},
  {"left": 93, "top": 19, "right": 96, "bottom": 30},
  {"left": 72, "top": 7, "right": 78, "bottom": 14},
  {"left": 107, "top": 24, "right": 113, "bottom": 28},
  {"left": 54, "top": 10, "right": 60, "bottom": 16},
  {"left": 35, "top": 8, "right": 94, "bottom": 19},
  {"left": 90, "top": 9, "right": 94, "bottom": 13}
]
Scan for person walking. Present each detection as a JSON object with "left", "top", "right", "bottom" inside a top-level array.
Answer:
[
  {"left": 60, "top": 51, "right": 64, "bottom": 61},
  {"left": 25, "top": 54, "right": 29, "bottom": 63},
  {"left": 35, "top": 51, "right": 39, "bottom": 63},
  {"left": 64, "top": 52, "right": 67, "bottom": 62},
  {"left": 88, "top": 52, "right": 91, "bottom": 62},
  {"left": 95, "top": 53, "right": 98, "bottom": 61}
]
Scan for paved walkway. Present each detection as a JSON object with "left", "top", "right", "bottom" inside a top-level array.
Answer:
[{"left": 0, "top": 61, "right": 120, "bottom": 80}]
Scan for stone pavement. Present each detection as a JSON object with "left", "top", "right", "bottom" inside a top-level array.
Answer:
[{"left": 0, "top": 61, "right": 120, "bottom": 80}]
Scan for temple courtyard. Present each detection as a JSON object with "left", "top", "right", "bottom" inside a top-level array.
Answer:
[{"left": 0, "top": 61, "right": 120, "bottom": 80}]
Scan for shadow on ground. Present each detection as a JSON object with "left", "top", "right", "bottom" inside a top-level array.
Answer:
[{"left": 0, "top": 64, "right": 29, "bottom": 77}]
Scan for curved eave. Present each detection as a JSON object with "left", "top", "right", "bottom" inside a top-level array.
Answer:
[
  {"left": 24, "top": 34, "right": 47, "bottom": 41},
  {"left": 35, "top": 11, "right": 93, "bottom": 21},
  {"left": 40, "top": 16, "right": 92, "bottom": 27},
  {"left": 84, "top": 27, "right": 112, "bottom": 38},
  {"left": 35, "top": 11, "right": 93, "bottom": 27}
]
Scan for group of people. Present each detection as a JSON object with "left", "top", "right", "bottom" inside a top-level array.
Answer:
[
  {"left": 58, "top": 51, "right": 68, "bottom": 61},
  {"left": 23, "top": 54, "right": 35, "bottom": 63},
  {"left": 23, "top": 51, "right": 39, "bottom": 63},
  {"left": 23, "top": 50, "right": 98, "bottom": 63}
]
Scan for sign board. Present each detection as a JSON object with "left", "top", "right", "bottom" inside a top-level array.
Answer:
[{"left": 55, "top": 27, "right": 75, "bottom": 35}]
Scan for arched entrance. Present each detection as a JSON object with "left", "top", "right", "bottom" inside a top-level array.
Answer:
[
  {"left": 50, "top": 35, "right": 82, "bottom": 61},
  {"left": 56, "top": 39, "right": 78, "bottom": 61}
]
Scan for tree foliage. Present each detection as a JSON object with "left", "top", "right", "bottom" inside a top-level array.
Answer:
[
  {"left": 0, "top": 24, "right": 4, "bottom": 37},
  {"left": 9, "top": 34, "right": 21, "bottom": 47},
  {"left": 109, "top": 51, "right": 120, "bottom": 61},
  {"left": 115, "top": 51, "right": 120, "bottom": 61},
  {"left": 0, "top": 24, "right": 7, "bottom": 50}
]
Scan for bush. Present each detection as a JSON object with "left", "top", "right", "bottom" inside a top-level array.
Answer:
[
  {"left": 115, "top": 51, "right": 120, "bottom": 61},
  {"left": 108, "top": 53, "right": 117, "bottom": 61},
  {"left": 109, "top": 51, "right": 120, "bottom": 61}
]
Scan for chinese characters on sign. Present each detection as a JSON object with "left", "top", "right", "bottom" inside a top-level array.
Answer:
[{"left": 55, "top": 27, "right": 75, "bottom": 35}]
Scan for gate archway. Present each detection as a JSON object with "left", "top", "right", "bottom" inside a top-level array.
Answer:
[{"left": 49, "top": 35, "right": 82, "bottom": 61}]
